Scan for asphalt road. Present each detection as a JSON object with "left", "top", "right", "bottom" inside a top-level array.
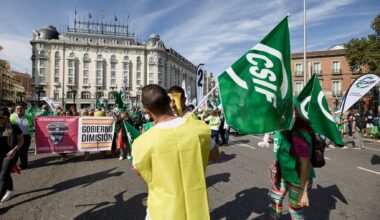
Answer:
[{"left": 0, "top": 135, "right": 379, "bottom": 220}]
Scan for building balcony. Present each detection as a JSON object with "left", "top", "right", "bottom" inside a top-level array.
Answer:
[
  {"left": 83, "top": 58, "right": 91, "bottom": 62},
  {"left": 313, "top": 70, "right": 322, "bottom": 75},
  {"left": 332, "top": 69, "right": 342, "bottom": 75},
  {"left": 53, "top": 82, "right": 61, "bottom": 86}
]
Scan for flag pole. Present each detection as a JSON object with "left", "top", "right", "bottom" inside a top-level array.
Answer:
[
  {"left": 303, "top": 0, "right": 307, "bottom": 85},
  {"left": 188, "top": 84, "right": 219, "bottom": 117}
]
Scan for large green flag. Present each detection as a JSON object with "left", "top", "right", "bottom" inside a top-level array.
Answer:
[
  {"left": 218, "top": 16, "right": 293, "bottom": 134},
  {"left": 297, "top": 74, "right": 344, "bottom": 146},
  {"left": 115, "top": 91, "right": 124, "bottom": 110}
]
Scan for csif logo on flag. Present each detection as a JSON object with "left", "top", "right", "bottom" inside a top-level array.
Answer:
[
  {"left": 355, "top": 77, "right": 377, "bottom": 89},
  {"left": 227, "top": 43, "right": 290, "bottom": 108}
]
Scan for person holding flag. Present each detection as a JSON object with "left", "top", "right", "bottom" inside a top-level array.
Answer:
[
  {"left": 132, "top": 84, "right": 219, "bottom": 220},
  {"left": 270, "top": 105, "right": 315, "bottom": 220}
]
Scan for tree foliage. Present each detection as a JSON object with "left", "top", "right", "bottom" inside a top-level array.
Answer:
[{"left": 345, "top": 14, "right": 380, "bottom": 75}]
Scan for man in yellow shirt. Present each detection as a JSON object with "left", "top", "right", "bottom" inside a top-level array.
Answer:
[{"left": 132, "top": 84, "right": 219, "bottom": 220}]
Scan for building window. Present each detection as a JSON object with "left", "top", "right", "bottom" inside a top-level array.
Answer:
[
  {"left": 69, "top": 60, "right": 74, "bottom": 67},
  {"left": 332, "top": 80, "right": 342, "bottom": 96},
  {"left": 83, "top": 78, "right": 89, "bottom": 85},
  {"left": 55, "top": 59, "right": 60, "bottom": 68},
  {"left": 83, "top": 70, "right": 89, "bottom": 77},
  {"left": 69, "top": 69, "right": 74, "bottom": 76},
  {"left": 40, "top": 60, "right": 46, "bottom": 67},
  {"left": 68, "top": 78, "right": 73, "bottom": 84},
  {"left": 40, "top": 68, "right": 46, "bottom": 76},
  {"left": 111, "top": 63, "right": 116, "bottom": 70},
  {"left": 149, "top": 64, "right": 154, "bottom": 72},
  {"left": 136, "top": 80, "right": 141, "bottom": 86},
  {"left": 84, "top": 62, "right": 89, "bottom": 69},
  {"left": 81, "top": 91, "right": 91, "bottom": 99},
  {"left": 149, "top": 80, "right": 154, "bottom": 84},
  {"left": 54, "top": 69, "right": 59, "bottom": 76},
  {"left": 40, "top": 51, "right": 46, "bottom": 57},
  {"left": 55, "top": 51, "right": 60, "bottom": 59},
  {"left": 54, "top": 90, "right": 59, "bottom": 99},
  {"left": 111, "top": 55, "right": 117, "bottom": 62},
  {"left": 111, "top": 79, "right": 116, "bottom": 85},
  {"left": 84, "top": 53, "right": 89, "bottom": 61},
  {"left": 97, "top": 54, "right": 102, "bottom": 59},
  {"left": 70, "top": 52, "right": 75, "bottom": 58},
  {"left": 54, "top": 77, "right": 60, "bottom": 83},
  {"left": 149, "top": 73, "right": 154, "bottom": 79},
  {"left": 313, "top": 62, "right": 321, "bottom": 75},
  {"left": 40, "top": 77, "right": 46, "bottom": 83},
  {"left": 96, "top": 78, "right": 102, "bottom": 85},
  {"left": 111, "top": 71, "right": 116, "bottom": 78},
  {"left": 96, "top": 70, "right": 101, "bottom": 77},
  {"left": 97, "top": 61, "right": 102, "bottom": 68},
  {"left": 295, "top": 81, "right": 303, "bottom": 96},
  {"left": 149, "top": 57, "right": 154, "bottom": 64},
  {"left": 137, "top": 56, "right": 142, "bottom": 71},
  {"left": 295, "top": 63, "right": 303, "bottom": 76},
  {"left": 137, "top": 71, "right": 141, "bottom": 80},
  {"left": 123, "top": 56, "right": 129, "bottom": 62},
  {"left": 332, "top": 61, "right": 341, "bottom": 74}
]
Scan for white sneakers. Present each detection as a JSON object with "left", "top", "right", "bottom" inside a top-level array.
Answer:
[{"left": 1, "top": 190, "right": 16, "bottom": 202}]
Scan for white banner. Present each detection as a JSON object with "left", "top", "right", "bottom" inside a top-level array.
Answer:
[
  {"left": 78, "top": 117, "right": 115, "bottom": 152},
  {"left": 181, "top": 80, "right": 190, "bottom": 106},
  {"left": 339, "top": 73, "right": 380, "bottom": 113},
  {"left": 42, "top": 97, "right": 57, "bottom": 112},
  {"left": 196, "top": 64, "right": 205, "bottom": 110}
]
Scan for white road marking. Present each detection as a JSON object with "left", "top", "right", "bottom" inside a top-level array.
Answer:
[
  {"left": 357, "top": 167, "right": 380, "bottom": 175},
  {"left": 230, "top": 138, "right": 256, "bottom": 150},
  {"left": 364, "top": 147, "right": 380, "bottom": 152},
  {"left": 324, "top": 156, "right": 331, "bottom": 160}
]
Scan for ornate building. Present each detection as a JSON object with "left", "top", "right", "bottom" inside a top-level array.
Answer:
[
  {"left": 0, "top": 60, "right": 26, "bottom": 106},
  {"left": 30, "top": 19, "right": 197, "bottom": 109}
]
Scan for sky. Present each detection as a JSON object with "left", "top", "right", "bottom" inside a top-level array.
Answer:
[{"left": 0, "top": 0, "right": 379, "bottom": 76}]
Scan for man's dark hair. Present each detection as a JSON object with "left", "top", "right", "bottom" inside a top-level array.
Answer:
[
  {"left": 142, "top": 84, "right": 171, "bottom": 115},
  {"left": 167, "top": 86, "right": 185, "bottom": 100}
]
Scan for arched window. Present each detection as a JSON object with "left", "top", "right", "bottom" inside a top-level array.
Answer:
[
  {"left": 70, "top": 52, "right": 75, "bottom": 58},
  {"left": 111, "top": 55, "right": 117, "bottom": 62},
  {"left": 97, "top": 54, "right": 102, "bottom": 59},
  {"left": 83, "top": 53, "right": 89, "bottom": 60},
  {"left": 55, "top": 51, "right": 60, "bottom": 59},
  {"left": 123, "top": 56, "right": 129, "bottom": 62},
  {"left": 149, "top": 57, "right": 154, "bottom": 64}
]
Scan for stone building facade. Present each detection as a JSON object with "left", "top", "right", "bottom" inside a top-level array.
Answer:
[{"left": 30, "top": 22, "right": 197, "bottom": 110}]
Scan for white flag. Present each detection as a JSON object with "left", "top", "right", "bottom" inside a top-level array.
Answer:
[
  {"left": 339, "top": 73, "right": 380, "bottom": 113},
  {"left": 42, "top": 97, "right": 57, "bottom": 112}
]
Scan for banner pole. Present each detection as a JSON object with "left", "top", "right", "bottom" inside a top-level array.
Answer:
[{"left": 188, "top": 84, "right": 219, "bottom": 117}]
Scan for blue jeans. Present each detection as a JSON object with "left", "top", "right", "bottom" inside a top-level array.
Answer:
[{"left": 211, "top": 130, "right": 219, "bottom": 144}]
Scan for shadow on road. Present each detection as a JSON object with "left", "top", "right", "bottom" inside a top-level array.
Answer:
[
  {"left": 207, "top": 173, "right": 231, "bottom": 188},
  {"left": 210, "top": 151, "right": 236, "bottom": 165},
  {"left": 74, "top": 192, "right": 148, "bottom": 220},
  {"left": 303, "top": 184, "right": 348, "bottom": 220},
  {"left": 0, "top": 168, "right": 123, "bottom": 214},
  {"left": 210, "top": 187, "right": 270, "bottom": 220},
  {"left": 371, "top": 154, "right": 380, "bottom": 165}
]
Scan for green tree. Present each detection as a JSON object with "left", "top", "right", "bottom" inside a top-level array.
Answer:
[{"left": 345, "top": 14, "right": 380, "bottom": 75}]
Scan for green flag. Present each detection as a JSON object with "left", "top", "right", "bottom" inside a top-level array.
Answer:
[
  {"left": 96, "top": 97, "right": 104, "bottom": 109},
  {"left": 123, "top": 120, "right": 141, "bottom": 160},
  {"left": 218, "top": 16, "right": 293, "bottom": 134},
  {"left": 297, "top": 74, "right": 344, "bottom": 146},
  {"left": 115, "top": 91, "right": 124, "bottom": 110}
]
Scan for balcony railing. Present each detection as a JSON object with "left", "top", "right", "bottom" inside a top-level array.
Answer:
[
  {"left": 313, "top": 70, "right": 322, "bottom": 75},
  {"left": 332, "top": 69, "right": 342, "bottom": 75},
  {"left": 332, "top": 91, "right": 343, "bottom": 97},
  {"left": 53, "top": 82, "right": 61, "bottom": 86},
  {"left": 294, "top": 71, "right": 303, "bottom": 76}
]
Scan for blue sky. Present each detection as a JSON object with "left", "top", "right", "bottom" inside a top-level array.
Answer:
[{"left": 0, "top": 0, "right": 379, "bottom": 76}]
